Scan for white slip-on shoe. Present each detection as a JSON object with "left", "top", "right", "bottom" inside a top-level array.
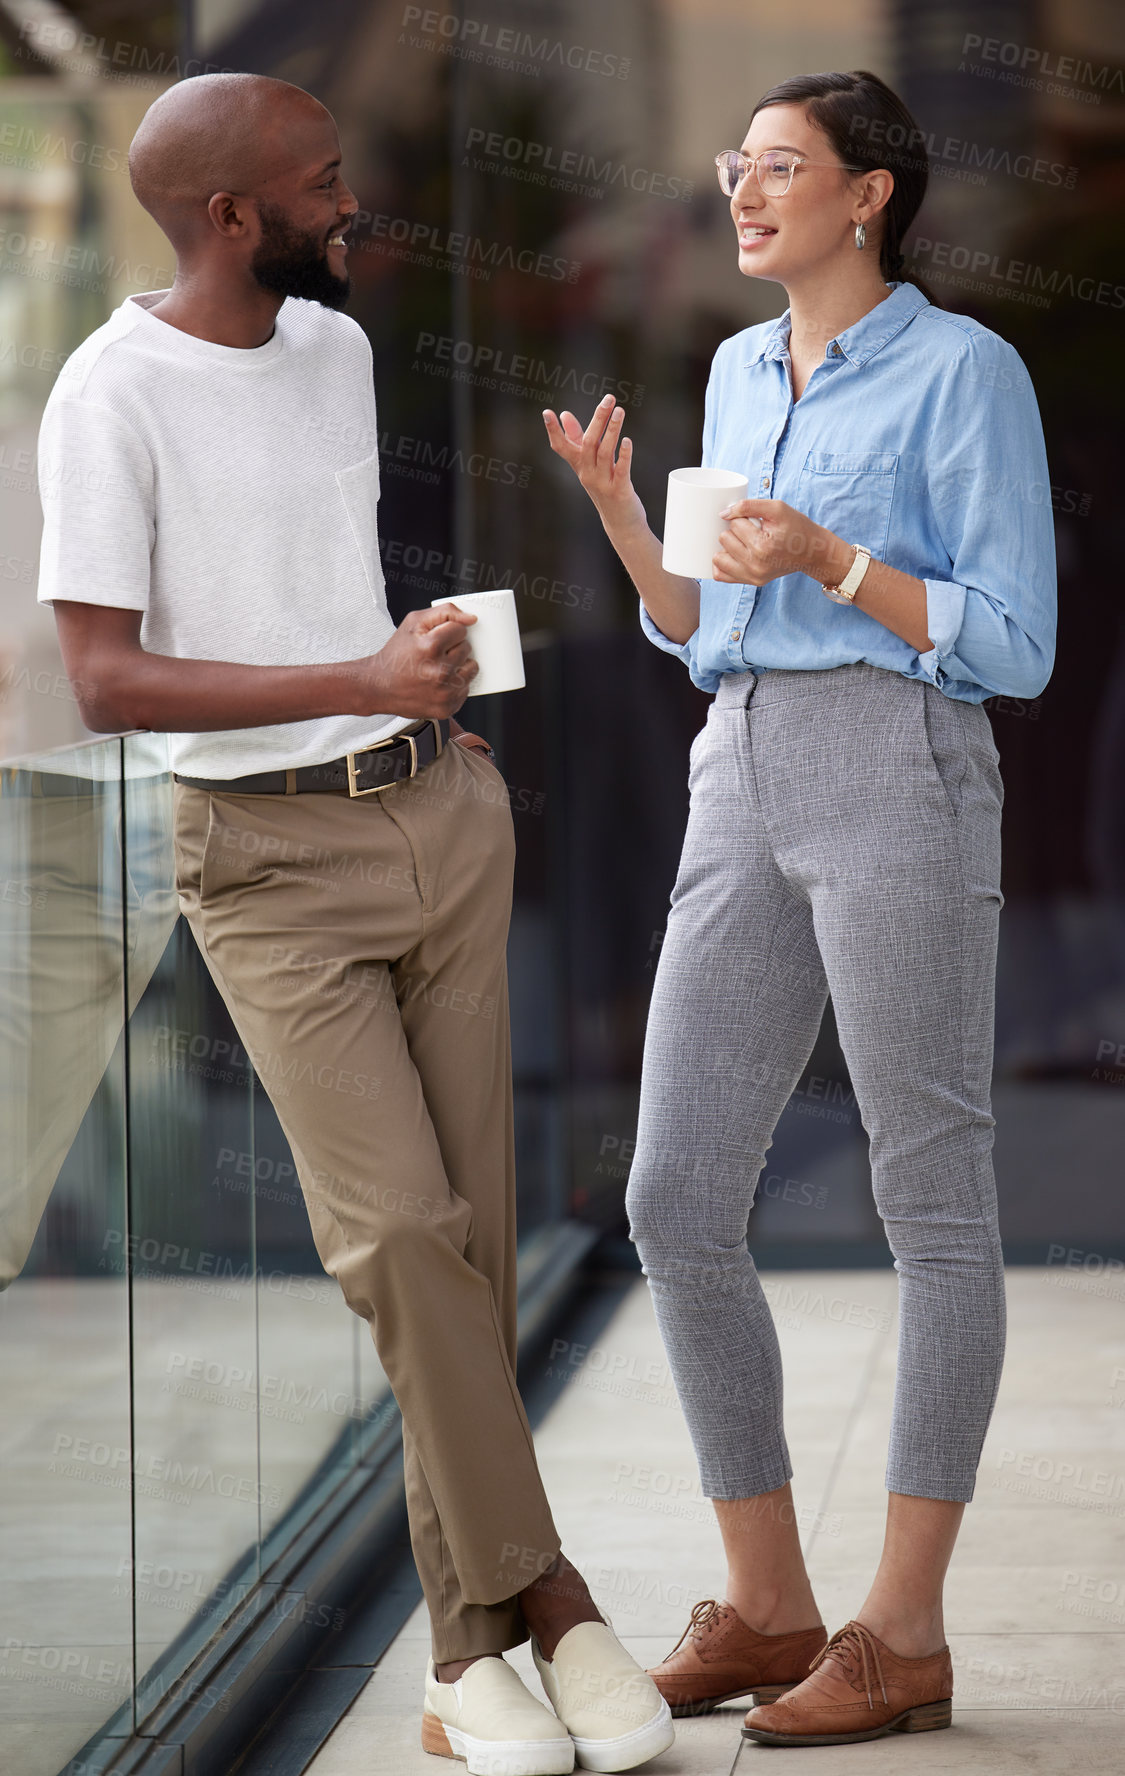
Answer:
[
  {"left": 531, "top": 1621, "right": 675, "bottom": 1773},
  {"left": 423, "top": 1655, "right": 575, "bottom": 1776}
]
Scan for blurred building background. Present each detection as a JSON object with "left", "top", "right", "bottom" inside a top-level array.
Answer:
[{"left": 0, "top": 2, "right": 1122, "bottom": 1772}]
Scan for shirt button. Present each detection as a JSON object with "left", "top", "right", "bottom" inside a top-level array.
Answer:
[
  {"left": 731, "top": 630, "right": 741, "bottom": 643},
  {"left": 761, "top": 475, "right": 770, "bottom": 489},
  {"left": 831, "top": 342, "right": 842, "bottom": 355}
]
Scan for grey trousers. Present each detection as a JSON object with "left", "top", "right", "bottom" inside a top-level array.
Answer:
[{"left": 625, "top": 662, "right": 1007, "bottom": 1504}]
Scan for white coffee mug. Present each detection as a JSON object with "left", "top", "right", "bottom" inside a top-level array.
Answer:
[
  {"left": 430, "top": 589, "right": 526, "bottom": 697},
  {"left": 662, "top": 467, "right": 750, "bottom": 577}
]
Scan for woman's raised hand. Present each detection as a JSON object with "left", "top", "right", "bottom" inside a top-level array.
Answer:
[
  {"left": 543, "top": 393, "right": 699, "bottom": 644},
  {"left": 542, "top": 395, "right": 646, "bottom": 537}
]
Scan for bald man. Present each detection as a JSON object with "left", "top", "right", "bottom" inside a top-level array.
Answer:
[{"left": 35, "top": 73, "right": 672, "bottom": 1776}]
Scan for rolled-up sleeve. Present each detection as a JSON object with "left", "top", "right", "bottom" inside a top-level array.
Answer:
[
  {"left": 638, "top": 596, "right": 704, "bottom": 672},
  {"left": 918, "top": 333, "right": 1057, "bottom": 699},
  {"left": 637, "top": 348, "right": 722, "bottom": 691}
]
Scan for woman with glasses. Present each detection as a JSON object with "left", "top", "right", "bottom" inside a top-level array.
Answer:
[{"left": 543, "top": 67, "right": 1055, "bottom": 1752}]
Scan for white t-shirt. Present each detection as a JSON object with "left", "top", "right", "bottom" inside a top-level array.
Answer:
[{"left": 36, "top": 290, "right": 411, "bottom": 777}]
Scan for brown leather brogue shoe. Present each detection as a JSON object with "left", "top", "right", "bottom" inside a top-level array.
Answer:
[
  {"left": 741, "top": 1618, "right": 953, "bottom": 1745},
  {"left": 646, "top": 1599, "right": 828, "bottom": 1717}
]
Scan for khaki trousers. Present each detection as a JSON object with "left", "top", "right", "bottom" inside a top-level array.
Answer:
[{"left": 172, "top": 738, "right": 561, "bottom": 1659}]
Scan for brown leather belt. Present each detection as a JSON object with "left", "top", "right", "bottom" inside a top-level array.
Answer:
[{"left": 174, "top": 717, "right": 449, "bottom": 798}]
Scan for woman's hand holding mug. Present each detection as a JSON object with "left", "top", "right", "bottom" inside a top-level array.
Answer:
[{"left": 713, "top": 498, "right": 846, "bottom": 587}]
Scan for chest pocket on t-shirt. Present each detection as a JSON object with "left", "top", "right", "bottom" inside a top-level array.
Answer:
[
  {"left": 335, "top": 453, "right": 382, "bottom": 599},
  {"left": 796, "top": 449, "right": 898, "bottom": 560}
]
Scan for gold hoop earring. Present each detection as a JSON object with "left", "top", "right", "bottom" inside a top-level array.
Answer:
[{"left": 854, "top": 222, "right": 866, "bottom": 251}]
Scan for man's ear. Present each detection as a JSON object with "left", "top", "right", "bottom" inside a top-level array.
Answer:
[{"left": 207, "top": 191, "right": 254, "bottom": 239}]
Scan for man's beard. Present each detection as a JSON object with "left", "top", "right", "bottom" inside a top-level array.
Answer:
[{"left": 250, "top": 201, "right": 350, "bottom": 309}]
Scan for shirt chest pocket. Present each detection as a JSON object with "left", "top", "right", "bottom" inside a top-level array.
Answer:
[
  {"left": 796, "top": 449, "right": 898, "bottom": 559},
  {"left": 335, "top": 452, "right": 381, "bottom": 599}
]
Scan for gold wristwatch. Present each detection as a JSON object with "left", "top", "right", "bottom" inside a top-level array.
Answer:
[{"left": 821, "top": 543, "right": 872, "bottom": 604}]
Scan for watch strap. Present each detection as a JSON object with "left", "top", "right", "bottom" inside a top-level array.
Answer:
[{"left": 822, "top": 543, "right": 872, "bottom": 602}]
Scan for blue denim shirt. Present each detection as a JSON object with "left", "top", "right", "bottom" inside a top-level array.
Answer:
[{"left": 640, "top": 281, "right": 1057, "bottom": 702}]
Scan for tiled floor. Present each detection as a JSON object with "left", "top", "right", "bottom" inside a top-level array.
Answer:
[{"left": 303, "top": 1267, "right": 1125, "bottom": 1775}]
